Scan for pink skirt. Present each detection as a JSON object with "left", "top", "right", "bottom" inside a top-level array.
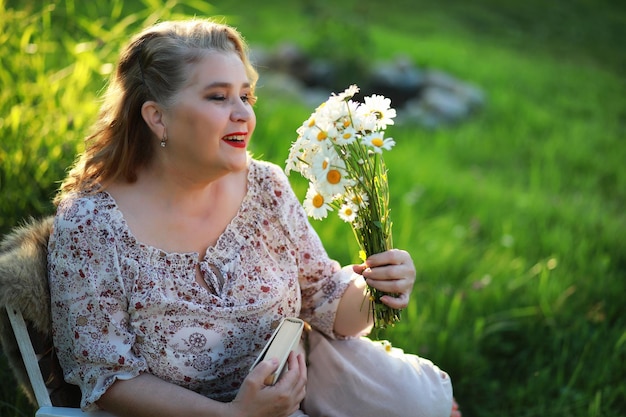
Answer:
[{"left": 297, "top": 329, "right": 453, "bottom": 417}]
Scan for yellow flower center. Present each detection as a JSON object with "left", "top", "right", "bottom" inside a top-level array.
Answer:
[
  {"left": 343, "top": 132, "right": 352, "bottom": 140},
  {"left": 371, "top": 137, "right": 384, "bottom": 147},
  {"left": 327, "top": 169, "right": 341, "bottom": 184},
  {"left": 343, "top": 119, "right": 351, "bottom": 128},
  {"left": 322, "top": 160, "right": 329, "bottom": 169},
  {"left": 344, "top": 207, "right": 353, "bottom": 216},
  {"left": 317, "top": 130, "right": 328, "bottom": 141},
  {"left": 308, "top": 118, "right": 315, "bottom": 127},
  {"left": 312, "top": 193, "right": 325, "bottom": 208}
]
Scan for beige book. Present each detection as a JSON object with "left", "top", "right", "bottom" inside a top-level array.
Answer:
[{"left": 250, "top": 317, "right": 304, "bottom": 385}]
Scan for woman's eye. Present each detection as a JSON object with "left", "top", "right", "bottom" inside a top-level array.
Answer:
[
  {"left": 206, "top": 93, "right": 255, "bottom": 104},
  {"left": 242, "top": 94, "right": 257, "bottom": 105}
]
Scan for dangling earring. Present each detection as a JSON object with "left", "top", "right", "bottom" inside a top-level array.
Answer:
[{"left": 160, "top": 131, "right": 167, "bottom": 148}]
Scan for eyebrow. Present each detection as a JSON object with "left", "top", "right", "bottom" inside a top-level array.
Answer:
[{"left": 202, "top": 81, "right": 251, "bottom": 90}]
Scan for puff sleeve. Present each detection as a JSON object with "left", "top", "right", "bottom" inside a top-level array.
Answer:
[
  {"left": 48, "top": 196, "right": 148, "bottom": 411},
  {"left": 261, "top": 162, "right": 357, "bottom": 337}
]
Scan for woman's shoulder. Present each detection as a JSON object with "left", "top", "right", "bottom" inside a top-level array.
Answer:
[
  {"left": 246, "top": 159, "right": 303, "bottom": 219},
  {"left": 54, "top": 191, "right": 118, "bottom": 228},
  {"left": 249, "top": 158, "right": 283, "bottom": 176},
  {"left": 249, "top": 158, "right": 291, "bottom": 191}
]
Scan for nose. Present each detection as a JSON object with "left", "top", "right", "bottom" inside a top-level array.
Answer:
[{"left": 231, "top": 98, "right": 253, "bottom": 122}]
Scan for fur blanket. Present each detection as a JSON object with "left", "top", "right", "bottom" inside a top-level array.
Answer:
[{"left": 0, "top": 216, "right": 81, "bottom": 407}]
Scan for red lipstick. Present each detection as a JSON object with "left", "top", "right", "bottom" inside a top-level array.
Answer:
[{"left": 222, "top": 132, "right": 248, "bottom": 148}]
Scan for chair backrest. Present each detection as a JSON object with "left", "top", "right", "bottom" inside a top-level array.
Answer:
[
  {"left": 0, "top": 217, "right": 114, "bottom": 416},
  {"left": 6, "top": 303, "right": 53, "bottom": 407},
  {"left": 6, "top": 303, "right": 114, "bottom": 417}
]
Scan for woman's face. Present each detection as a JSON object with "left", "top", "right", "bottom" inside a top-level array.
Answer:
[{"left": 161, "top": 51, "right": 256, "bottom": 180}]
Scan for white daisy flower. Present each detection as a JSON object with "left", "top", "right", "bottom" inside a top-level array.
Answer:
[
  {"left": 307, "top": 118, "right": 337, "bottom": 143},
  {"left": 338, "top": 202, "right": 359, "bottom": 223},
  {"left": 362, "top": 94, "right": 396, "bottom": 129},
  {"left": 334, "top": 126, "right": 358, "bottom": 145},
  {"left": 346, "top": 188, "right": 370, "bottom": 209},
  {"left": 323, "top": 98, "right": 350, "bottom": 122},
  {"left": 284, "top": 148, "right": 301, "bottom": 175},
  {"left": 285, "top": 136, "right": 319, "bottom": 178},
  {"left": 338, "top": 101, "right": 361, "bottom": 129},
  {"left": 361, "top": 132, "right": 396, "bottom": 153},
  {"left": 334, "top": 84, "right": 360, "bottom": 102},
  {"left": 311, "top": 152, "right": 332, "bottom": 180},
  {"left": 353, "top": 105, "right": 378, "bottom": 132},
  {"left": 303, "top": 185, "right": 333, "bottom": 220},
  {"left": 298, "top": 123, "right": 315, "bottom": 142},
  {"left": 316, "top": 161, "right": 352, "bottom": 197}
]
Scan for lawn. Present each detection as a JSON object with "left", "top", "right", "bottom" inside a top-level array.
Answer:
[{"left": 1, "top": 0, "right": 624, "bottom": 416}]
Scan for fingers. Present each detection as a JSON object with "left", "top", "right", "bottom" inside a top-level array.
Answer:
[
  {"left": 352, "top": 263, "right": 367, "bottom": 274},
  {"left": 354, "top": 249, "right": 416, "bottom": 309},
  {"left": 362, "top": 250, "right": 414, "bottom": 283},
  {"left": 274, "top": 352, "right": 307, "bottom": 414},
  {"left": 235, "top": 353, "right": 306, "bottom": 417},
  {"left": 364, "top": 249, "right": 415, "bottom": 272},
  {"left": 277, "top": 352, "right": 307, "bottom": 397},
  {"left": 248, "top": 358, "right": 280, "bottom": 387},
  {"left": 352, "top": 250, "right": 413, "bottom": 275},
  {"left": 293, "top": 353, "right": 307, "bottom": 400},
  {"left": 380, "top": 292, "right": 410, "bottom": 309}
]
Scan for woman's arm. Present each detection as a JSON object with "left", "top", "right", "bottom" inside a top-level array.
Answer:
[
  {"left": 98, "top": 353, "right": 307, "bottom": 417},
  {"left": 333, "top": 274, "right": 372, "bottom": 336},
  {"left": 98, "top": 372, "right": 229, "bottom": 417},
  {"left": 334, "top": 249, "right": 416, "bottom": 337}
]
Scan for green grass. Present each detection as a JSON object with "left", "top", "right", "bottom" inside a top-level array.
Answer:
[{"left": 1, "top": 0, "right": 625, "bottom": 416}]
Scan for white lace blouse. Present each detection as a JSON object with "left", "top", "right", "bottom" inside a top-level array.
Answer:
[{"left": 48, "top": 159, "right": 354, "bottom": 411}]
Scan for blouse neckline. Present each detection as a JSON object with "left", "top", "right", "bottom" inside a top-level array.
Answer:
[{"left": 98, "top": 161, "right": 258, "bottom": 263}]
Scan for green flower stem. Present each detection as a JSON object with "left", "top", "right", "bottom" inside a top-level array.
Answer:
[{"left": 340, "top": 142, "right": 401, "bottom": 329}]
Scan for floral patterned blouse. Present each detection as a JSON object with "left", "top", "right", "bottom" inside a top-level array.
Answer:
[{"left": 48, "top": 159, "right": 354, "bottom": 411}]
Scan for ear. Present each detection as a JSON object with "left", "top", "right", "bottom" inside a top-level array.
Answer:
[{"left": 141, "top": 100, "right": 166, "bottom": 138}]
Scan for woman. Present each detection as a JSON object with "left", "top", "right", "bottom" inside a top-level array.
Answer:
[{"left": 48, "top": 18, "right": 456, "bottom": 417}]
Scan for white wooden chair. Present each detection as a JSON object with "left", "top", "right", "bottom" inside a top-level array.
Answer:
[
  {"left": 0, "top": 217, "right": 113, "bottom": 416},
  {"left": 5, "top": 303, "right": 114, "bottom": 417}
]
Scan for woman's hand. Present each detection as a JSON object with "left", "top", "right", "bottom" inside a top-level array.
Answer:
[
  {"left": 352, "top": 249, "right": 416, "bottom": 309},
  {"left": 229, "top": 351, "right": 307, "bottom": 417}
]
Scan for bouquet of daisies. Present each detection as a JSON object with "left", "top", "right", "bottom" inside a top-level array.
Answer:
[{"left": 285, "top": 85, "right": 400, "bottom": 329}]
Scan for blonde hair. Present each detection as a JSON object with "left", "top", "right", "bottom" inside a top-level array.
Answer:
[{"left": 55, "top": 19, "right": 258, "bottom": 203}]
